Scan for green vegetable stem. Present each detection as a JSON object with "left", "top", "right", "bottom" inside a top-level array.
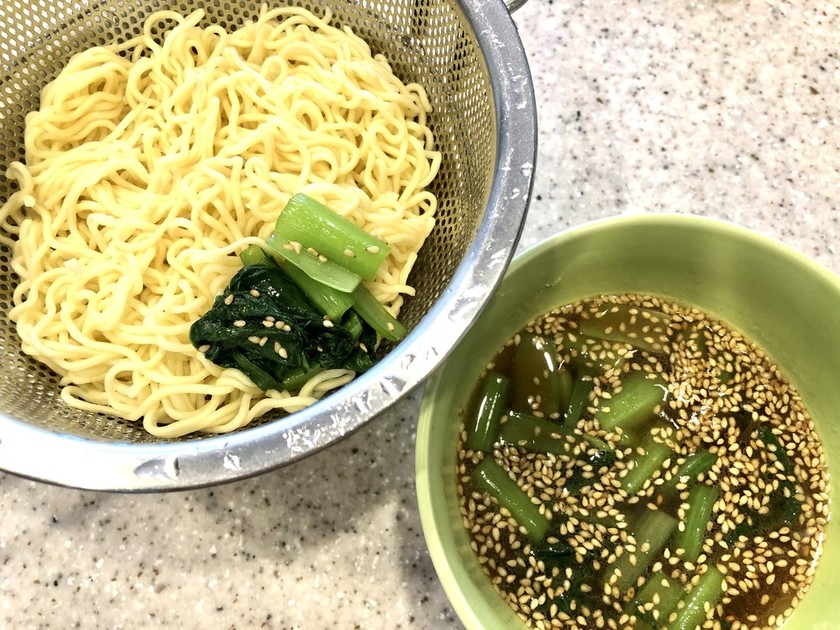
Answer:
[
  {"left": 510, "top": 332, "right": 570, "bottom": 416},
  {"left": 658, "top": 449, "right": 717, "bottom": 500},
  {"left": 350, "top": 283, "right": 407, "bottom": 342},
  {"left": 621, "top": 436, "right": 673, "bottom": 495},
  {"left": 562, "top": 370, "right": 595, "bottom": 428},
  {"left": 280, "top": 258, "right": 356, "bottom": 322},
  {"left": 672, "top": 484, "right": 718, "bottom": 563},
  {"left": 264, "top": 233, "right": 362, "bottom": 293},
  {"left": 594, "top": 371, "right": 667, "bottom": 432},
  {"left": 666, "top": 566, "right": 726, "bottom": 630},
  {"left": 274, "top": 193, "right": 390, "bottom": 280},
  {"left": 471, "top": 457, "right": 550, "bottom": 542},
  {"left": 465, "top": 373, "right": 510, "bottom": 453},
  {"left": 241, "top": 244, "right": 355, "bottom": 321},
  {"left": 606, "top": 508, "right": 678, "bottom": 593},
  {"left": 625, "top": 571, "right": 685, "bottom": 628},
  {"left": 498, "top": 410, "right": 578, "bottom": 455}
]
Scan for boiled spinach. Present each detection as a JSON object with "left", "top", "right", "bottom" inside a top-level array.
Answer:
[{"left": 190, "top": 261, "right": 375, "bottom": 391}]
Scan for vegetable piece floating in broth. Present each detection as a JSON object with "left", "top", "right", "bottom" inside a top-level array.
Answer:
[
  {"left": 577, "top": 302, "right": 670, "bottom": 352},
  {"left": 456, "top": 293, "right": 829, "bottom": 629},
  {"left": 657, "top": 448, "right": 718, "bottom": 501},
  {"left": 667, "top": 566, "right": 727, "bottom": 630},
  {"left": 466, "top": 372, "right": 510, "bottom": 453},
  {"left": 672, "top": 483, "right": 718, "bottom": 564},
  {"left": 498, "top": 409, "right": 581, "bottom": 455},
  {"left": 625, "top": 570, "right": 685, "bottom": 629},
  {"left": 620, "top": 435, "right": 673, "bottom": 495},
  {"left": 561, "top": 368, "right": 595, "bottom": 427},
  {"left": 471, "top": 457, "right": 549, "bottom": 542},
  {"left": 510, "top": 331, "right": 570, "bottom": 415},
  {"left": 594, "top": 371, "right": 667, "bottom": 432},
  {"left": 606, "top": 507, "right": 679, "bottom": 592}
]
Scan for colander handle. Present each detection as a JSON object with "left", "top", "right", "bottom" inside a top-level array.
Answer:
[{"left": 505, "top": 0, "right": 530, "bottom": 12}]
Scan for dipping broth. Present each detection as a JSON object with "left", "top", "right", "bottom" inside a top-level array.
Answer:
[{"left": 456, "top": 294, "right": 829, "bottom": 629}]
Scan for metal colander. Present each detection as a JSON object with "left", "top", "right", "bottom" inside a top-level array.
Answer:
[{"left": 0, "top": 0, "right": 535, "bottom": 490}]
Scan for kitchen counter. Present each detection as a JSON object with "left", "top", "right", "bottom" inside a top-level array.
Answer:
[{"left": 1, "top": 0, "right": 837, "bottom": 628}]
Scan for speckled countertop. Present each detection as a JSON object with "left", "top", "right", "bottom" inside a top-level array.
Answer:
[{"left": 1, "top": 0, "right": 837, "bottom": 628}]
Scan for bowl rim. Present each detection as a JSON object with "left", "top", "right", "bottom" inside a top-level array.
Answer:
[{"left": 415, "top": 212, "right": 840, "bottom": 630}]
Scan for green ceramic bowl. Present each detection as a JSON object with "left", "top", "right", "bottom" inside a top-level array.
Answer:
[{"left": 416, "top": 214, "right": 840, "bottom": 630}]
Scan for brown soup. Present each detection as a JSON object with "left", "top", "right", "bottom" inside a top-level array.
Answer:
[{"left": 456, "top": 294, "right": 828, "bottom": 630}]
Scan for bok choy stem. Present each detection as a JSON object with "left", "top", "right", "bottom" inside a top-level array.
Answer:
[
  {"left": 672, "top": 484, "right": 718, "bottom": 563},
  {"left": 265, "top": 233, "right": 362, "bottom": 293},
  {"left": 606, "top": 508, "right": 678, "bottom": 593},
  {"left": 351, "top": 283, "right": 407, "bottom": 342},
  {"left": 621, "top": 437, "right": 673, "bottom": 495},
  {"left": 666, "top": 566, "right": 726, "bottom": 630},
  {"left": 466, "top": 373, "right": 510, "bottom": 453},
  {"left": 274, "top": 193, "right": 390, "bottom": 280},
  {"left": 594, "top": 371, "right": 667, "bottom": 432},
  {"left": 472, "top": 457, "right": 550, "bottom": 542}
]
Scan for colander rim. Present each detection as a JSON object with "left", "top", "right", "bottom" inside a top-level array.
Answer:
[{"left": 0, "top": 0, "right": 537, "bottom": 491}]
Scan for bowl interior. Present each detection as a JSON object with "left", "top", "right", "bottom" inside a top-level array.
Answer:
[{"left": 416, "top": 214, "right": 840, "bottom": 630}]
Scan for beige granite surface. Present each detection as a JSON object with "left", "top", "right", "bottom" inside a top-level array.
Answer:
[{"left": 1, "top": 0, "right": 838, "bottom": 628}]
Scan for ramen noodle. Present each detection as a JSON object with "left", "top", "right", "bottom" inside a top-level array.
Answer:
[{"left": 0, "top": 6, "right": 440, "bottom": 437}]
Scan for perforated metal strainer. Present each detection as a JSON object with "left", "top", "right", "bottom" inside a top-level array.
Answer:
[{"left": 0, "top": 0, "right": 535, "bottom": 490}]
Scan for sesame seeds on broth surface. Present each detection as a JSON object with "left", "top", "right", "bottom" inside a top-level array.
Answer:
[{"left": 456, "top": 294, "right": 829, "bottom": 629}]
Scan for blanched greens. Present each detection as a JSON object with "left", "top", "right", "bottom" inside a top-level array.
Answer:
[
  {"left": 190, "top": 259, "right": 376, "bottom": 392},
  {"left": 190, "top": 194, "right": 411, "bottom": 391}
]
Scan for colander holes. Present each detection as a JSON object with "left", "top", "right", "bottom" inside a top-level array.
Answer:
[{"left": 0, "top": 0, "right": 496, "bottom": 443}]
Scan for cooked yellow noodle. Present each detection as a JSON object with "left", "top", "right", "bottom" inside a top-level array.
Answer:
[{"left": 0, "top": 6, "right": 439, "bottom": 437}]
